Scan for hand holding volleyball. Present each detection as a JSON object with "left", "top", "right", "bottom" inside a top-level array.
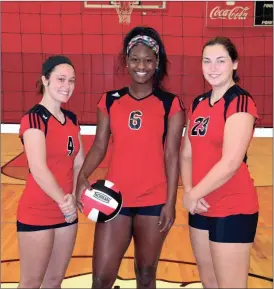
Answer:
[
  {"left": 81, "top": 180, "right": 123, "bottom": 223},
  {"left": 75, "top": 173, "right": 90, "bottom": 213}
]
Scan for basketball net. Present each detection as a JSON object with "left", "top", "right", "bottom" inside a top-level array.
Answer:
[{"left": 115, "top": 1, "right": 134, "bottom": 24}]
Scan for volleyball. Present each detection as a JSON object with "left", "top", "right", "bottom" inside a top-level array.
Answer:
[{"left": 81, "top": 180, "right": 123, "bottom": 223}]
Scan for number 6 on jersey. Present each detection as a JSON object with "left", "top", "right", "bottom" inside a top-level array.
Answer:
[
  {"left": 128, "top": 111, "right": 143, "bottom": 130},
  {"left": 67, "top": 136, "right": 74, "bottom": 156}
]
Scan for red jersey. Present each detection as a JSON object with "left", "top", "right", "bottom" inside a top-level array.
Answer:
[
  {"left": 188, "top": 85, "right": 259, "bottom": 217},
  {"left": 18, "top": 104, "right": 80, "bottom": 225},
  {"left": 98, "top": 87, "right": 184, "bottom": 207}
]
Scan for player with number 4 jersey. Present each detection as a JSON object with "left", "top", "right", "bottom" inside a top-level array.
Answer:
[
  {"left": 18, "top": 104, "right": 80, "bottom": 225},
  {"left": 16, "top": 55, "right": 85, "bottom": 289}
]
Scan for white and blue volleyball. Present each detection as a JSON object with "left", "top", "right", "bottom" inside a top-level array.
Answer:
[{"left": 81, "top": 180, "right": 123, "bottom": 223}]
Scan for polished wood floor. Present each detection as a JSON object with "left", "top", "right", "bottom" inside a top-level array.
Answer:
[{"left": 1, "top": 134, "right": 273, "bottom": 288}]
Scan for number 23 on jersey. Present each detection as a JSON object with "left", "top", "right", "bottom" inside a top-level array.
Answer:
[{"left": 191, "top": 116, "right": 210, "bottom": 136}]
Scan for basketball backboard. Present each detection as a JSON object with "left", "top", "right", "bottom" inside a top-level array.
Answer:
[
  {"left": 84, "top": 1, "right": 166, "bottom": 10},
  {"left": 84, "top": 1, "right": 166, "bottom": 24}
]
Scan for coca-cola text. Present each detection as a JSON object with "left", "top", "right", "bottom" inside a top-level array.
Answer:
[{"left": 210, "top": 6, "right": 250, "bottom": 20}]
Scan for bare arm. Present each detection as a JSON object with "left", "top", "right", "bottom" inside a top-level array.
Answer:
[
  {"left": 158, "top": 110, "right": 185, "bottom": 232},
  {"left": 23, "top": 129, "right": 65, "bottom": 204},
  {"left": 72, "top": 133, "right": 85, "bottom": 196},
  {"left": 78, "top": 109, "right": 110, "bottom": 180},
  {"left": 165, "top": 110, "right": 185, "bottom": 206},
  {"left": 179, "top": 120, "right": 192, "bottom": 193},
  {"left": 75, "top": 109, "right": 110, "bottom": 210},
  {"left": 181, "top": 120, "right": 209, "bottom": 213},
  {"left": 190, "top": 112, "right": 256, "bottom": 200}
]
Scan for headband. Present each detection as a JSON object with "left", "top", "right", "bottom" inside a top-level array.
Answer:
[
  {"left": 42, "top": 55, "right": 74, "bottom": 76},
  {"left": 127, "top": 35, "right": 159, "bottom": 56}
]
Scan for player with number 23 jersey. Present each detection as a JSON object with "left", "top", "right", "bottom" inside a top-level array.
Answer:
[{"left": 188, "top": 85, "right": 259, "bottom": 217}]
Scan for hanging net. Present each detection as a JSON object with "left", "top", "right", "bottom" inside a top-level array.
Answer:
[{"left": 115, "top": 1, "right": 135, "bottom": 24}]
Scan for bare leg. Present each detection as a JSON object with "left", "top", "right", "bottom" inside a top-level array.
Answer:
[
  {"left": 41, "top": 223, "right": 78, "bottom": 288},
  {"left": 189, "top": 227, "right": 218, "bottom": 288},
  {"left": 18, "top": 230, "right": 54, "bottom": 288},
  {"left": 210, "top": 241, "right": 252, "bottom": 288},
  {"left": 92, "top": 215, "right": 133, "bottom": 289},
  {"left": 133, "top": 215, "right": 169, "bottom": 289}
]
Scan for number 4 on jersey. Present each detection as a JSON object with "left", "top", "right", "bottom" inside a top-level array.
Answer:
[
  {"left": 67, "top": 136, "right": 74, "bottom": 156},
  {"left": 191, "top": 117, "right": 210, "bottom": 136}
]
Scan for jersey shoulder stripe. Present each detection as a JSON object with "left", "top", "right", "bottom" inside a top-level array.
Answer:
[
  {"left": 20, "top": 104, "right": 49, "bottom": 140},
  {"left": 62, "top": 108, "right": 78, "bottom": 126},
  {"left": 223, "top": 85, "right": 253, "bottom": 119},
  {"left": 24, "top": 104, "right": 50, "bottom": 131},
  {"left": 192, "top": 91, "right": 211, "bottom": 113},
  {"left": 105, "top": 87, "right": 128, "bottom": 113},
  {"left": 154, "top": 87, "right": 185, "bottom": 113},
  {"left": 154, "top": 87, "right": 176, "bottom": 100},
  {"left": 105, "top": 87, "right": 128, "bottom": 98},
  {"left": 25, "top": 104, "right": 50, "bottom": 118}
]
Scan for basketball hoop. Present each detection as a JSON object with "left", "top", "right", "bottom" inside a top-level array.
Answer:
[
  {"left": 115, "top": 1, "right": 134, "bottom": 24},
  {"left": 84, "top": 1, "right": 166, "bottom": 25}
]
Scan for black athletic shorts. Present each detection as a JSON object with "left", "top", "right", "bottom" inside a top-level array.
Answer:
[
  {"left": 17, "top": 218, "right": 78, "bottom": 232},
  {"left": 189, "top": 212, "right": 258, "bottom": 243},
  {"left": 119, "top": 204, "right": 164, "bottom": 217}
]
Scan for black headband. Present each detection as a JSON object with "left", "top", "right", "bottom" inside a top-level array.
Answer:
[{"left": 42, "top": 55, "right": 74, "bottom": 76}]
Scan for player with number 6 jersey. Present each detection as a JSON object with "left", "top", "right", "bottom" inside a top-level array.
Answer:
[
  {"left": 76, "top": 26, "right": 185, "bottom": 288},
  {"left": 97, "top": 87, "right": 183, "bottom": 207}
]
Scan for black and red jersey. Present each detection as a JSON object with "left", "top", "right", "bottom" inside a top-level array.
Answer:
[
  {"left": 18, "top": 104, "right": 80, "bottom": 225},
  {"left": 188, "top": 85, "right": 259, "bottom": 217},
  {"left": 98, "top": 87, "right": 184, "bottom": 207}
]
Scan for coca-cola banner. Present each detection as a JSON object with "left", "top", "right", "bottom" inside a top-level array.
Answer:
[{"left": 206, "top": 1, "right": 254, "bottom": 27}]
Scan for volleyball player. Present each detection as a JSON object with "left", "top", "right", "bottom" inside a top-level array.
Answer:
[
  {"left": 180, "top": 37, "right": 259, "bottom": 288},
  {"left": 17, "top": 55, "right": 85, "bottom": 288},
  {"left": 76, "top": 26, "right": 185, "bottom": 288}
]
